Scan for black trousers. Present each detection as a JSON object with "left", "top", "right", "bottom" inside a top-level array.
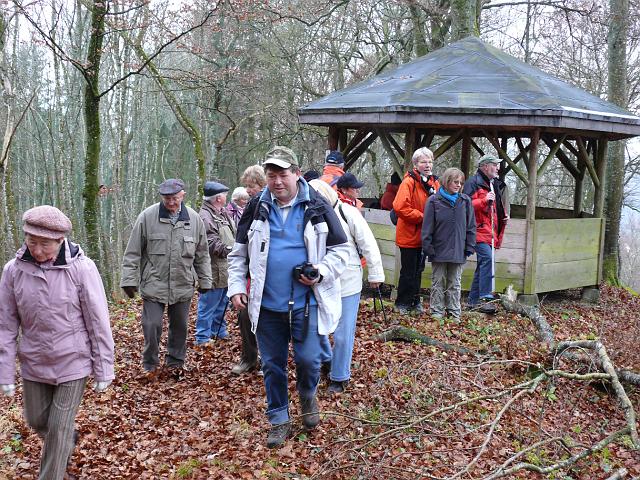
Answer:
[{"left": 395, "top": 247, "right": 425, "bottom": 307}]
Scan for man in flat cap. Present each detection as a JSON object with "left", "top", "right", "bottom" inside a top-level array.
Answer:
[
  {"left": 195, "top": 181, "right": 236, "bottom": 346},
  {"left": 463, "top": 155, "right": 509, "bottom": 314},
  {"left": 228, "top": 146, "right": 348, "bottom": 448},
  {"left": 121, "top": 178, "right": 212, "bottom": 380}
]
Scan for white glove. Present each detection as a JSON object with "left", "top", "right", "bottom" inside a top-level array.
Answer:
[
  {"left": 1, "top": 384, "right": 16, "bottom": 397},
  {"left": 94, "top": 380, "right": 112, "bottom": 393}
]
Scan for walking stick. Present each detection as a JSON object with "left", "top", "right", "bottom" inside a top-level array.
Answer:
[
  {"left": 374, "top": 286, "right": 388, "bottom": 323},
  {"left": 213, "top": 298, "right": 230, "bottom": 343},
  {"left": 489, "top": 181, "right": 496, "bottom": 294}
]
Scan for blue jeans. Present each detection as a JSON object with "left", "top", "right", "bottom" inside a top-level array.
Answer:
[
  {"left": 256, "top": 306, "right": 323, "bottom": 425},
  {"left": 468, "top": 242, "right": 494, "bottom": 305},
  {"left": 195, "top": 287, "right": 228, "bottom": 344},
  {"left": 329, "top": 293, "right": 361, "bottom": 382}
]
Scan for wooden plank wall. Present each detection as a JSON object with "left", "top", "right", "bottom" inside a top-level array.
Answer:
[
  {"left": 533, "top": 218, "right": 602, "bottom": 292},
  {"left": 363, "top": 209, "right": 526, "bottom": 292}
]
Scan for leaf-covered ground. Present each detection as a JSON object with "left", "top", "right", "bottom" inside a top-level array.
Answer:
[{"left": 1, "top": 286, "right": 639, "bottom": 479}]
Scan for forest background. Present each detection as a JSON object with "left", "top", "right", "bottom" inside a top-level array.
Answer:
[{"left": 1, "top": 0, "right": 640, "bottom": 294}]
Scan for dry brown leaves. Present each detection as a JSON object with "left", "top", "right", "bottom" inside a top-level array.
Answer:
[{"left": 1, "top": 287, "right": 639, "bottom": 479}]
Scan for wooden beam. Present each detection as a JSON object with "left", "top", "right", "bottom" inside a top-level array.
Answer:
[
  {"left": 523, "top": 129, "right": 540, "bottom": 295},
  {"left": 343, "top": 127, "right": 370, "bottom": 158},
  {"left": 461, "top": 132, "right": 471, "bottom": 180},
  {"left": 542, "top": 135, "right": 579, "bottom": 178},
  {"left": 537, "top": 134, "right": 567, "bottom": 178},
  {"left": 339, "top": 128, "right": 348, "bottom": 151},
  {"left": 420, "top": 130, "right": 435, "bottom": 148},
  {"left": 575, "top": 137, "right": 600, "bottom": 189},
  {"left": 328, "top": 126, "right": 339, "bottom": 150},
  {"left": 345, "top": 131, "right": 378, "bottom": 170},
  {"left": 594, "top": 138, "right": 608, "bottom": 217},
  {"left": 515, "top": 137, "right": 529, "bottom": 173},
  {"left": 376, "top": 128, "right": 405, "bottom": 175},
  {"left": 573, "top": 159, "right": 586, "bottom": 217},
  {"left": 388, "top": 133, "right": 406, "bottom": 159},
  {"left": 470, "top": 138, "right": 484, "bottom": 156},
  {"left": 404, "top": 127, "right": 417, "bottom": 170},
  {"left": 432, "top": 131, "right": 463, "bottom": 160},
  {"left": 484, "top": 131, "right": 529, "bottom": 185}
]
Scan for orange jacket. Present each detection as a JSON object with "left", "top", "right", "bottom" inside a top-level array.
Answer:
[
  {"left": 319, "top": 165, "right": 345, "bottom": 188},
  {"left": 392, "top": 170, "right": 440, "bottom": 248}
]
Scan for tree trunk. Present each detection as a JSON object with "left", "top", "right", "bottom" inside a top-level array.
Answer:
[
  {"left": 82, "top": 0, "right": 107, "bottom": 285},
  {"left": 604, "top": 0, "right": 629, "bottom": 286},
  {"left": 450, "top": 0, "right": 476, "bottom": 41}
]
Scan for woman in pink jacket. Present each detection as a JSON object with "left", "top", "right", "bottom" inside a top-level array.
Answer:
[{"left": 0, "top": 205, "right": 115, "bottom": 480}]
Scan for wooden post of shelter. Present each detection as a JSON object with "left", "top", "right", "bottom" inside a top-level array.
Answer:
[
  {"left": 523, "top": 130, "right": 540, "bottom": 295},
  {"left": 461, "top": 131, "right": 471, "bottom": 179},
  {"left": 405, "top": 127, "right": 417, "bottom": 170},
  {"left": 328, "top": 126, "right": 339, "bottom": 151}
]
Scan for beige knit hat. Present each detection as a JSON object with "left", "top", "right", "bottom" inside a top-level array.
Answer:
[{"left": 22, "top": 205, "right": 72, "bottom": 239}]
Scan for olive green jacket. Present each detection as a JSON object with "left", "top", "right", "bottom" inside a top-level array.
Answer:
[
  {"left": 199, "top": 201, "right": 236, "bottom": 289},
  {"left": 120, "top": 202, "right": 213, "bottom": 304}
]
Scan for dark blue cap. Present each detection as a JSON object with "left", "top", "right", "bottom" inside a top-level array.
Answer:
[
  {"left": 203, "top": 181, "right": 229, "bottom": 197},
  {"left": 337, "top": 172, "right": 364, "bottom": 189},
  {"left": 325, "top": 150, "right": 344, "bottom": 165}
]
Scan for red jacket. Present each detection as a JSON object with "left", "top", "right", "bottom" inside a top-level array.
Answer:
[
  {"left": 392, "top": 170, "right": 439, "bottom": 248},
  {"left": 380, "top": 183, "right": 399, "bottom": 210},
  {"left": 462, "top": 171, "right": 508, "bottom": 249}
]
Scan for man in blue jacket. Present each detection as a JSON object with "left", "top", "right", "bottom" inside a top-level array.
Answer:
[{"left": 228, "top": 146, "right": 349, "bottom": 448}]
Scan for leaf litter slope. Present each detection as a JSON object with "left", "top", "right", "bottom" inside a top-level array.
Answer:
[{"left": 0, "top": 286, "right": 638, "bottom": 479}]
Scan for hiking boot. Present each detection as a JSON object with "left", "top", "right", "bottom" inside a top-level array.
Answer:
[
  {"left": 393, "top": 304, "right": 411, "bottom": 315},
  {"left": 478, "top": 299, "right": 497, "bottom": 314},
  {"left": 231, "top": 359, "right": 258, "bottom": 375},
  {"left": 412, "top": 303, "right": 426, "bottom": 315},
  {"left": 328, "top": 380, "right": 348, "bottom": 394},
  {"left": 300, "top": 395, "right": 320, "bottom": 431},
  {"left": 140, "top": 367, "right": 161, "bottom": 383},
  {"left": 266, "top": 422, "right": 291, "bottom": 448}
]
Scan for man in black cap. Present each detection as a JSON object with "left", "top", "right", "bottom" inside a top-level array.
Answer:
[
  {"left": 121, "top": 178, "right": 212, "bottom": 380},
  {"left": 195, "top": 181, "right": 236, "bottom": 346}
]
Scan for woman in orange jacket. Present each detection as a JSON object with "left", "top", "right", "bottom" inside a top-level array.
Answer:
[{"left": 392, "top": 147, "right": 440, "bottom": 314}]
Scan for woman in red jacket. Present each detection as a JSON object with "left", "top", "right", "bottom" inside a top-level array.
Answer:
[{"left": 392, "top": 148, "right": 440, "bottom": 314}]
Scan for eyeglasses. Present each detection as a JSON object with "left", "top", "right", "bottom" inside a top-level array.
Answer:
[{"left": 450, "top": 180, "right": 463, "bottom": 185}]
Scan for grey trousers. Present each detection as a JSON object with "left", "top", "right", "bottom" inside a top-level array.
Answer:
[
  {"left": 141, "top": 299, "right": 191, "bottom": 370},
  {"left": 430, "top": 262, "right": 464, "bottom": 318},
  {"left": 23, "top": 378, "right": 87, "bottom": 480}
]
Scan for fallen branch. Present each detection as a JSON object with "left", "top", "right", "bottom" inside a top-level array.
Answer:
[{"left": 375, "top": 326, "right": 476, "bottom": 356}]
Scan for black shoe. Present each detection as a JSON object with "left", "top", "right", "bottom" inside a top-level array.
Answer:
[
  {"left": 328, "top": 380, "right": 348, "bottom": 394},
  {"left": 478, "top": 299, "right": 497, "bottom": 314},
  {"left": 231, "top": 359, "right": 258, "bottom": 375},
  {"left": 266, "top": 422, "right": 291, "bottom": 448},
  {"left": 300, "top": 395, "right": 320, "bottom": 431}
]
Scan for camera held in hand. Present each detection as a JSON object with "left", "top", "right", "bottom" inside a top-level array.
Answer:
[{"left": 293, "top": 261, "right": 319, "bottom": 281}]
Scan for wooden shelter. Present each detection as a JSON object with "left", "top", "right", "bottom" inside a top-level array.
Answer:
[{"left": 297, "top": 37, "right": 640, "bottom": 296}]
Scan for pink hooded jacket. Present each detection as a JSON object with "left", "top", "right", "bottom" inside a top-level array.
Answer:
[{"left": 0, "top": 240, "right": 114, "bottom": 385}]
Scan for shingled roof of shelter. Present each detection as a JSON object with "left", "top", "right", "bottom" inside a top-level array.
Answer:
[{"left": 298, "top": 37, "right": 640, "bottom": 138}]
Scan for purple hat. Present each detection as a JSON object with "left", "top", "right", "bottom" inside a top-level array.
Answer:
[
  {"left": 158, "top": 178, "right": 185, "bottom": 195},
  {"left": 22, "top": 205, "right": 72, "bottom": 239},
  {"left": 325, "top": 150, "right": 344, "bottom": 165},
  {"left": 336, "top": 172, "right": 364, "bottom": 189}
]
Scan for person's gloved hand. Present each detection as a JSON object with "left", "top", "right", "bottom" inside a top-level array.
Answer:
[
  {"left": 122, "top": 286, "right": 137, "bottom": 299},
  {"left": 198, "top": 287, "right": 211, "bottom": 294},
  {"left": 94, "top": 380, "right": 112, "bottom": 393},
  {"left": 1, "top": 384, "right": 16, "bottom": 397},
  {"left": 465, "top": 250, "right": 474, "bottom": 258}
]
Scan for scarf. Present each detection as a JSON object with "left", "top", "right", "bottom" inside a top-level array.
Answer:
[{"left": 439, "top": 187, "right": 459, "bottom": 207}]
